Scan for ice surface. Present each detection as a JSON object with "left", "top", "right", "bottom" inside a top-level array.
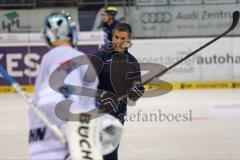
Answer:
[{"left": 0, "top": 89, "right": 240, "bottom": 159}]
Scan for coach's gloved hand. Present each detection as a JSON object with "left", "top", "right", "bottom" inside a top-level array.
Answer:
[
  {"left": 128, "top": 81, "right": 145, "bottom": 102},
  {"left": 96, "top": 90, "right": 119, "bottom": 113}
]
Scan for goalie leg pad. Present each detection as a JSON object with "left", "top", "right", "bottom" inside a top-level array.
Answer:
[{"left": 61, "top": 114, "right": 123, "bottom": 160}]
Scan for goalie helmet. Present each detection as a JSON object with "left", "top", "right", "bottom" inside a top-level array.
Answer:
[{"left": 43, "top": 11, "right": 78, "bottom": 47}]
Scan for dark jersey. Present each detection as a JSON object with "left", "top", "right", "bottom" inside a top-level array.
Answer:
[
  {"left": 95, "top": 49, "right": 142, "bottom": 123},
  {"left": 102, "top": 20, "right": 119, "bottom": 46}
]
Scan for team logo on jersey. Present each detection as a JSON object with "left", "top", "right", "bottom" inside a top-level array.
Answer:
[{"left": 29, "top": 127, "right": 47, "bottom": 143}]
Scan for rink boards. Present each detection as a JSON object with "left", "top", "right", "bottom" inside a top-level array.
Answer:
[{"left": 1, "top": 35, "right": 240, "bottom": 93}]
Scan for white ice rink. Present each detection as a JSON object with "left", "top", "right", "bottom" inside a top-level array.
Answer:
[{"left": 1, "top": 89, "right": 240, "bottom": 160}]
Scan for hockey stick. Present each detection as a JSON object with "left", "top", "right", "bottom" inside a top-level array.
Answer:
[
  {"left": 118, "top": 11, "right": 240, "bottom": 101},
  {"left": 142, "top": 11, "right": 240, "bottom": 85},
  {"left": 0, "top": 65, "right": 66, "bottom": 144}
]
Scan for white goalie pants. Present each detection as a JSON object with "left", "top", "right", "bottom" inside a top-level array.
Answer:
[{"left": 28, "top": 116, "right": 70, "bottom": 160}]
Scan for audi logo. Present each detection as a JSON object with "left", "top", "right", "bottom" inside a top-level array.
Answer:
[{"left": 141, "top": 12, "right": 172, "bottom": 24}]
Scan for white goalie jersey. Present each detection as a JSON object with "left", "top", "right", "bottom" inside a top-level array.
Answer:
[{"left": 28, "top": 45, "right": 99, "bottom": 159}]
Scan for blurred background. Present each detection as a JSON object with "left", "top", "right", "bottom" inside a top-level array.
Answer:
[
  {"left": 1, "top": 0, "right": 240, "bottom": 160},
  {"left": 1, "top": 0, "right": 240, "bottom": 89}
]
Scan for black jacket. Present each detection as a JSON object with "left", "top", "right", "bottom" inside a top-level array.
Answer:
[{"left": 95, "top": 49, "right": 143, "bottom": 123}]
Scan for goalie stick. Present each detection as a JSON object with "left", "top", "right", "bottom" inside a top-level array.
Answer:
[
  {"left": 0, "top": 64, "right": 121, "bottom": 159},
  {"left": 0, "top": 65, "right": 66, "bottom": 144}
]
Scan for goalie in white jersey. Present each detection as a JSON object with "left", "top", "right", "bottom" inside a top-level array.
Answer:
[{"left": 29, "top": 11, "right": 123, "bottom": 160}]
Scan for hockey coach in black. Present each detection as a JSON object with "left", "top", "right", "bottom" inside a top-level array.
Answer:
[{"left": 95, "top": 23, "right": 145, "bottom": 160}]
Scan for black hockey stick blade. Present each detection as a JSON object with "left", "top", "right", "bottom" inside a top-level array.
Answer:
[
  {"left": 142, "top": 11, "right": 240, "bottom": 85},
  {"left": 229, "top": 11, "right": 239, "bottom": 31}
]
